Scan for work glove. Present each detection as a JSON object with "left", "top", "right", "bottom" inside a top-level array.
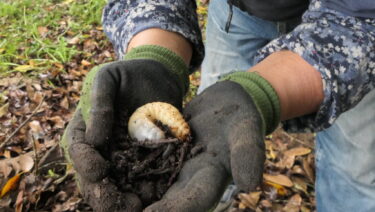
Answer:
[
  {"left": 145, "top": 72, "right": 281, "bottom": 212},
  {"left": 60, "top": 45, "right": 189, "bottom": 211}
]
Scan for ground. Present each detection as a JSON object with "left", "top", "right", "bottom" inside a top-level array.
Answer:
[{"left": 0, "top": 0, "right": 316, "bottom": 211}]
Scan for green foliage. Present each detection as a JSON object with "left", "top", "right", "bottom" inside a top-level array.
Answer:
[{"left": 0, "top": 0, "right": 107, "bottom": 76}]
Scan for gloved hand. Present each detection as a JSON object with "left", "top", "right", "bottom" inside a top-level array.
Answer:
[
  {"left": 60, "top": 45, "right": 189, "bottom": 212},
  {"left": 145, "top": 72, "right": 281, "bottom": 212}
]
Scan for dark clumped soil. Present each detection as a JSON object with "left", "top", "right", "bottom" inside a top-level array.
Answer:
[{"left": 109, "top": 118, "right": 194, "bottom": 208}]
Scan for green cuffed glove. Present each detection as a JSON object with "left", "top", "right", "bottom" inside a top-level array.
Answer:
[
  {"left": 145, "top": 72, "right": 280, "bottom": 212},
  {"left": 61, "top": 45, "right": 189, "bottom": 212}
]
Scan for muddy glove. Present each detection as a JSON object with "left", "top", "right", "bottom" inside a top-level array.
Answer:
[
  {"left": 145, "top": 72, "right": 280, "bottom": 212},
  {"left": 60, "top": 45, "right": 189, "bottom": 212}
]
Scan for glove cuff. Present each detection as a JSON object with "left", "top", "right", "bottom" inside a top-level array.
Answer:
[
  {"left": 222, "top": 72, "right": 280, "bottom": 135},
  {"left": 124, "top": 45, "right": 189, "bottom": 95}
]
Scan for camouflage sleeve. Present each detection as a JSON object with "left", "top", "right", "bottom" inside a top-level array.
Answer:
[
  {"left": 102, "top": 0, "right": 204, "bottom": 71},
  {"left": 255, "top": 0, "right": 375, "bottom": 132}
]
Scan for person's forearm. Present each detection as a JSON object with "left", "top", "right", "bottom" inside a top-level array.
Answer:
[
  {"left": 249, "top": 50, "right": 324, "bottom": 121},
  {"left": 128, "top": 28, "right": 193, "bottom": 66}
]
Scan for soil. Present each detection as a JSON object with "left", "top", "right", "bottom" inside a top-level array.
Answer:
[{"left": 108, "top": 119, "right": 193, "bottom": 208}]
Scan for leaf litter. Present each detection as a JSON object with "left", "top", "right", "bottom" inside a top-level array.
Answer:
[{"left": 0, "top": 22, "right": 115, "bottom": 210}]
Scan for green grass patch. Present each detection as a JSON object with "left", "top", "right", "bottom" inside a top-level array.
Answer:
[{"left": 0, "top": 0, "right": 107, "bottom": 76}]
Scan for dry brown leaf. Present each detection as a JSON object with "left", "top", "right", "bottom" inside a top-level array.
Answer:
[
  {"left": 0, "top": 196, "right": 11, "bottom": 208},
  {"left": 278, "top": 147, "right": 312, "bottom": 169},
  {"left": 264, "top": 181, "right": 288, "bottom": 196},
  {"left": 48, "top": 116, "right": 65, "bottom": 129},
  {"left": 264, "top": 174, "right": 293, "bottom": 187},
  {"left": 0, "top": 76, "right": 23, "bottom": 87},
  {"left": 0, "top": 103, "right": 9, "bottom": 117},
  {"left": 32, "top": 83, "right": 42, "bottom": 91},
  {"left": 37, "top": 26, "right": 49, "bottom": 38},
  {"left": 31, "top": 92, "right": 43, "bottom": 104},
  {"left": 3, "top": 150, "right": 11, "bottom": 159},
  {"left": 282, "top": 194, "right": 302, "bottom": 212},
  {"left": 284, "top": 147, "right": 311, "bottom": 157},
  {"left": 0, "top": 152, "right": 34, "bottom": 178},
  {"left": 83, "top": 39, "right": 98, "bottom": 51},
  {"left": 260, "top": 199, "right": 272, "bottom": 208},
  {"left": 291, "top": 165, "right": 305, "bottom": 175},
  {"left": 102, "top": 50, "right": 112, "bottom": 58},
  {"left": 274, "top": 138, "right": 288, "bottom": 151},
  {"left": 15, "top": 190, "right": 23, "bottom": 212},
  {"left": 53, "top": 62, "right": 64, "bottom": 70},
  {"left": 81, "top": 60, "right": 91, "bottom": 66},
  {"left": 60, "top": 97, "right": 69, "bottom": 110},
  {"left": 292, "top": 176, "right": 308, "bottom": 195},
  {"left": 277, "top": 154, "right": 296, "bottom": 169},
  {"left": 67, "top": 36, "right": 80, "bottom": 45},
  {"left": 303, "top": 155, "right": 315, "bottom": 183},
  {"left": 238, "top": 202, "right": 246, "bottom": 209},
  {"left": 301, "top": 206, "right": 311, "bottom": 212},
  {"left": 265, "top": 140, "right": 277, "bottom": 160},
  {"left": 238, "top": 191, "right": 261, "bottom": 209},
  {"left": 29, "top": 120, "right": 43, "bottom": 133}
]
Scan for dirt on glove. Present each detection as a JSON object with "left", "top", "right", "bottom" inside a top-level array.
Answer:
[{"left": 107, "top": 117, "right": 197, "bottom": 209}]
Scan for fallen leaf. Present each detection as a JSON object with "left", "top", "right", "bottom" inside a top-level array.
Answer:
[
  {"left": 37, "top": 26, "right": 49, "bottom": 38},
  {"left": 0, "top": 76, "right": 23, "bottom": 87},
  {"left": 53, "top": 62, "right": 64, "bottom": 70},
  {"left": 0, "top": 198, "right": 11, "bottom": 208},
  {"left": 67, "top": 36, "right": 80, "bottom": 45},
  {"left": 48, "top": 116, "right": 65, "bottom": 129},
  {"left": 31, "top": 92, "right": 43, "bottom": 103},
  {"left": 14, "top": 65, "right": 35, "bottom": 72},
  {"left": 60, "top": 97, "right": 69, "bottom": 110},
  {"left": 264, "top": 181, "right": 288, "bottom": 196},
  {"left": 238, "top": 202, "right": 246, "bottom": 209},
  {"left": 238, "top": 191, "right": 261, "bottom": 209},
  {"left": 301, "top": 206, "right": 311, "bottom": 212},
  {"left": 303, "top": 155, "right": 315, "bottom": 183},
  {"left": 265, "top": 140, "right": 277, "bottom": 160},
  {"left": 260, "top": 199, "right": 272, "bottom": 208},
  {"left": 15, "top": 190, "right": 23, "bottom": 212},
  {"left": 0, "top": 152, "right": 34, "bottom": 178},
  {"left": 282, "top": 194, "right": 302, "bottom": 212},
  {"left": 278, "top": 147, "right": 312, "bottom": 169},
  {"left": 292, "top": 176, "right": 308, "bottom": 195},
  {"left": 32, "top": 83, "right": 42, "bottom": 91},
  {"left": 284, "top": 147, "right": 311, "bottom": 157},
  {"left": 291, "top": 165, "right": 305, "bottom": 175},
  {"left": 264, "top": 174, "right": 293, "bottom": 187},
  {"left": 0, "top": 172, "right": 23, "bottom": 198},
  {"left": 81, "top": 60, "right": 91, "bottom": 66},
  {"left": 29, "top": 120, "right": 43, "bottom": 133},
  {"left": 3, "top": 150, "right": 11, "bottom": 159},
  {"left": 0, "top": 103, "right": 9, "bottom": 117}
]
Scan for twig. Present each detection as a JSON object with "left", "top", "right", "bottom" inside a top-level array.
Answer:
[
  {"left": 32, "top": 135, "right": 39, "bottom": 175},
  {"left": 38, "top": 144, "right": 64, "bottom": 169},
  {"left": 281, "top": 131, "right": 314, "bottom": 149},
  {"left": 134, "top": 138, "right": 180, "bottom": 148},
  {"left": 0, "top": 95, "right": 45, "bottom": 150},
  {"left": 131, "top": 148, "right": 164, "bottom": 176},
  {"left": 168, "top": 142, "right": 189, "bottom": 186}
]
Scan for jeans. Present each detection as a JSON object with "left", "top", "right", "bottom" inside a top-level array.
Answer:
[{"left": 202, "top": 0, "right": 375, "bottom": 211}]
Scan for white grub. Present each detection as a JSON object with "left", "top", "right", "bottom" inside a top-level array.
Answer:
[{"left": 128, "top": 102, "right": 190, "bottom": 142}]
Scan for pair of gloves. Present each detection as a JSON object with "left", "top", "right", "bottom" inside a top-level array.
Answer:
[{"left": 61, "top": 45, "right": 280, "bottom": 211}]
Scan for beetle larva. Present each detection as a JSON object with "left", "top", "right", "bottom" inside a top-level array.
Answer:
[{"left": 128, "top": 102, "right": 190, "bottom": 142}]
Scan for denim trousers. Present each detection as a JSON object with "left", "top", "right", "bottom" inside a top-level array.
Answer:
[{"left": 202, "top": 0, "right": 375, "bottom": 211}]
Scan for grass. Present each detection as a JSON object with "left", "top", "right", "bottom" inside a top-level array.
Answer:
[{"left": 0, "top": 0, "right": 107, "bottom": 76}]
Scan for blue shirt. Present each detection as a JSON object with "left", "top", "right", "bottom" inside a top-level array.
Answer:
[{"left": 321, "top": 0, "right": 375, "bottom": 18}]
